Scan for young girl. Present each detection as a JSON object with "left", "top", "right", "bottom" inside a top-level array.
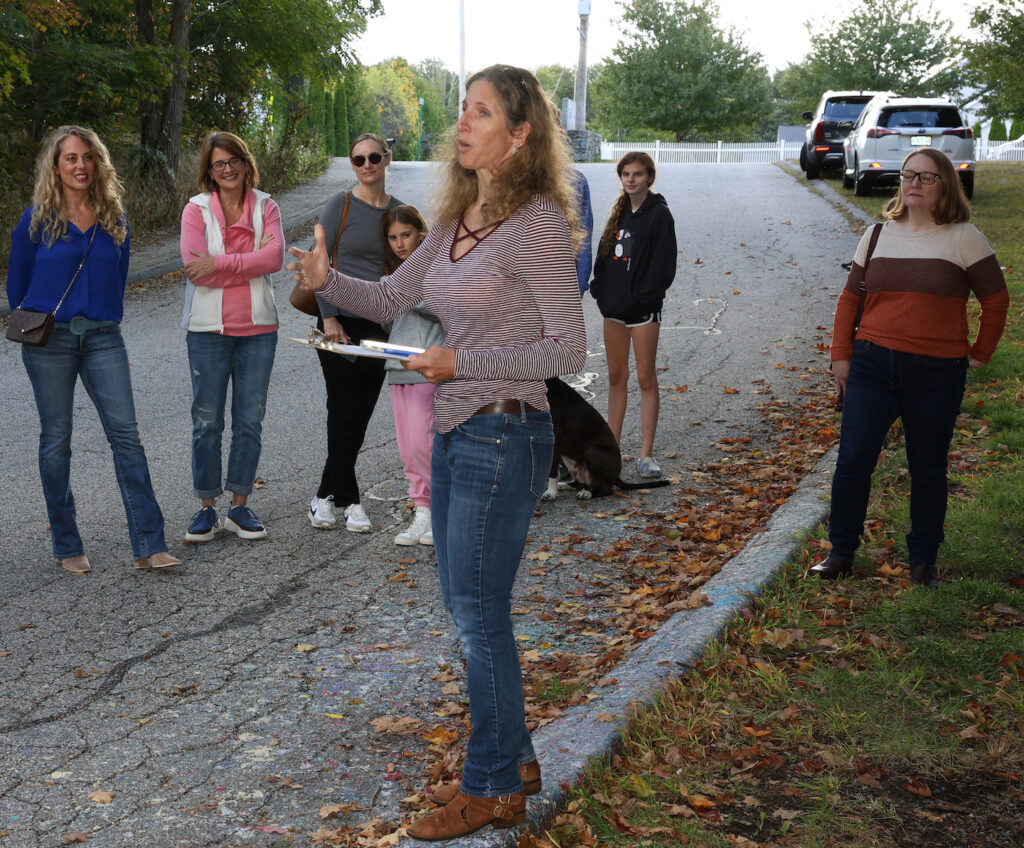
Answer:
[
  {"left": 380, "top": 205, "right": 445, "bottom": 545},
  {"left": 590, "top": 151, "right": 677, "bottom": 478}
]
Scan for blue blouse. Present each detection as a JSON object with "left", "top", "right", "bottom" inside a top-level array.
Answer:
[{"left": 7, "top": 207, "right": 131, "bottom": 323}]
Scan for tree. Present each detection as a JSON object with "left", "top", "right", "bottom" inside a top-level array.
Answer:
[
  {"left": 345, "top": 65, "right": 381, "bottom": 143},
  {"left": 333, "top": 81, "right": 349, "bottom": 155},
  {"left": 415, "top": 58, "right": 459, "bottom": 124},
  {"left": 364, "top": 59, "right": 420, "bottom": 159},
  {"left": 964, "top": 0, "right": 1024, "bottom": 122},
  {"left": 595, "top": 0, "right": 772, "bottom": 141},
  {"left": 778, "top": 0, "right": 963, "bottom": 115}
]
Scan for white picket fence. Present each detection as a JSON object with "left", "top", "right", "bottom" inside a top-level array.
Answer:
[{"left": 600, "top": 136, "right": 1024, "bottom": 164}]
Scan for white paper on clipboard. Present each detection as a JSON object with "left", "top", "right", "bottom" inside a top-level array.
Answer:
[{"left": 289, "top": 336, "right": 425, "bottom": 361}]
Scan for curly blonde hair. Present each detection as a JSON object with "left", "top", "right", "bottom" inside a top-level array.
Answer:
[
  {"left": 30, "top": 125, "right": 127, "bottom": 247},
  {"left": 432, "top": 65, "right": 582, "bottom": 250}
]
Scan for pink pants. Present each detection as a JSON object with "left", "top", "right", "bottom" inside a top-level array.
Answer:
[{"left": 389, "top": 382, "right": 436, "bottom": 507}]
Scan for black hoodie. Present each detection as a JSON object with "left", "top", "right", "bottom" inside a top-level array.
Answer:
[{"left": 590, "top": 192, "right": 677, "bottom": 320}]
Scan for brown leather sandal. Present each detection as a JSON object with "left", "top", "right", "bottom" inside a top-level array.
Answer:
[{"left": 407, "top": 790, "right": 525, "bottom": 841}]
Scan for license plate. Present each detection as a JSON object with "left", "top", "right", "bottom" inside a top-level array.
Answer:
[{"left": 910, "top": 135, "right": 932, "bottom": 146}]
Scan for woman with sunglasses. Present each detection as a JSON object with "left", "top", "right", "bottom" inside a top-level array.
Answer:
[
  {"left": 812, "top": 148, "right": 1008, "bottom": 587},
  {"left": 307, "top": 133, "right": 405, "bottom": 534},
  {"left": 179, "top": 131, "right": 284, "bottom": 543},
  {"left": 289, "top": 65, "right": 586, "bottom": 839}
]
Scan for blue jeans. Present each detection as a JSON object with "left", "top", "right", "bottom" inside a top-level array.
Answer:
[
  {"left": 431, "top": 408, "right": 554, "bottom": 797},
  {"left": 830, "top": 340, "right": 967, "bottom": 564},
  {"left": 21, "top": 325, "right": 168, "bottom": 560},
  {"left": 187, "top": 331, "right": 276, "bottom": 498}
]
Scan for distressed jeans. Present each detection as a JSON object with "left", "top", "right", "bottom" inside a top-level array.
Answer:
[
  {"left": 186, "top": 330, "right": 276, "bottom": 498},
  {"left": 431, "top": 407, "right": 554, "bottom": 797},
  {"left": 21, "top": 324, "right": 168, "bottom": 560},
  {"left": 830, "top": 339, "right": 968, "bottom": 565}
]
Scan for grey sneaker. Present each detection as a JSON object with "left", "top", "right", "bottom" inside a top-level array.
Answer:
[
  {"left": 343, "top": 503, "right": 372, "bottom": 533},
  {"left": 636, "top": 456, "right": 663, "bottom": 478}
]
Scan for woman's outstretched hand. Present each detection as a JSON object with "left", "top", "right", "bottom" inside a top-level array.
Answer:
[
  {"left": 287, "top": 224, "right": 329, "bottom": 291},
  {"left": 406, "top": 346, "right": 456, "bottom": 384}
]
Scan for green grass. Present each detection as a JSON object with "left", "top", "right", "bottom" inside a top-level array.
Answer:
[{"left": 525, "top": 161, "right": 1024, "bottom": 848}]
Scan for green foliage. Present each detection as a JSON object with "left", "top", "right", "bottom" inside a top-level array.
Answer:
[
  {"left": 364, "top": 59, "right": 419, "bottom": 159},
  {"left": 415, "top": 58, "right": 460, "bottom": 125},
  {"left": 412, "top": 75, "right": 447, "bottom": 159},
  {"left": 1011, "top": 118, "right": 1024, "bottom": 140},
  {"left": 345, "top": 66, "right": 382, "bottom": 144},
  {"left": 989, "top": 118, "right": 1008, "bottom": 141},
  {"left": 324, "top": 89, "right": 336, "bottom": 158},
  {"left": 778, "top": 0, "right": 963, "bottom": 112},
  {"left": 964, "top": 0, "right": 1024, "bottom": 122},
  {"left": 595, "top": 0, "right": 772, "bottom": 141},
  {"left": 535, "top": 64, "right": 575, "bottom": 107},
  {"left": 333, "top": 83, "right": 350, "bottom": 155}
]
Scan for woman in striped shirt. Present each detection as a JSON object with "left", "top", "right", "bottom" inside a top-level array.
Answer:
[{"left": 289, "top": 64, "right": 587, "bottom": 840}]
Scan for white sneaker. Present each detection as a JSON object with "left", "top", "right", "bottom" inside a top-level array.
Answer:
[
  {"left": 395, "top": 505, "right": 431, "bottom": 546},
  {"left": 419, "top": 526, "right": 434, "bottom": 546},
  {"left": 309, "top": 495, "right": 337, "bottom": 529},
  {"left": 343, "top": 503, "right": 372, "bottom": 533},
  {"left": 636, "top": 456, "right": 663, "bottom": 478}
]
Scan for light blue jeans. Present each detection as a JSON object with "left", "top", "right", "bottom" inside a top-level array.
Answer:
[
  {"left": 186, "top": 330, "right": 276, "bottom": 498},
  {"left": 431, "top": 407, "right": 554, "bottom": 797},
  {"left": 21, "top": 324, "right": 168, "bottom": 560}
]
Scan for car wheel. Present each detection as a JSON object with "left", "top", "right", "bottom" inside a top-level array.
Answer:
[
  {"left": 853, "top": 164, "right": 872, "bottom": 197},
  {"left": 841, "top": 163, "right": 854, "bottom": 189},
  {"left": 805, "top": 161, "right": 820, "bottom": 180},
  {"left": 960, "top": 172, "right": 974, "bottom": 200},
  {"left": 799, "top": 144, "right": 807, "bottom": 171}
]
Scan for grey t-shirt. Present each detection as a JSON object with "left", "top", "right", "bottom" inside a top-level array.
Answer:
[{"left": 315, "top": 191, "right": 404, "bottom": 321}]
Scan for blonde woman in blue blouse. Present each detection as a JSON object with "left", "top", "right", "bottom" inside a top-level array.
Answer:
[{"left": 7, "top": 126, "right": 179, "bottom": 575}]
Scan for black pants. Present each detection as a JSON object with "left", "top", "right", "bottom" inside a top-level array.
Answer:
[{"left": 316, "top": 315, "right": 388, "bottom": 506}]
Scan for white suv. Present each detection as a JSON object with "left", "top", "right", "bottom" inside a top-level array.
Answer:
[{"left": 841, "top": 95, "right": 975, "bottom": 198}]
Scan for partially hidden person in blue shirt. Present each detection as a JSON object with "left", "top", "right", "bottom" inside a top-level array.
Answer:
[
  {"left": 7, "top": 125, "right": 180, "bottom": 575},
  {"left": 572, "top": 168, "right": 594, "bottom": 296}
]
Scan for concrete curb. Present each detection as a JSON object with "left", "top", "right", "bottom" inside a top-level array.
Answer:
[{"left": 448, "top": 447, "right": 838, "bottom": 848}]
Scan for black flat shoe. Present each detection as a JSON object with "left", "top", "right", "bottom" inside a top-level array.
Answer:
[
  {"left": 909, "top": 562, "right": 939, "bottom": 587},
  {"left": 807, "top": 554, "right": 854, "bottom": 580}
]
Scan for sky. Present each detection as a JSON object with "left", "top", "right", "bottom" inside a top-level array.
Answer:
[{"left": 353, "top": 0, "right": 983, "bottom": 77}]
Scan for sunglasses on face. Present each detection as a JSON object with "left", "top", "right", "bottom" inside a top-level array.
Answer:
[
  {"left": 351, "top": 152, "right": 385, "bottom": 167},
  {"left": 899, "top": 169, "right": 941, "bottom": 185},
  {"left": 210, "top": 157, "right": 244, "bottom": 172}
]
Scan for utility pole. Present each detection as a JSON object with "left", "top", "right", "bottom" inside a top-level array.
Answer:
[
  {"left": 574, "top": 0, "right": 590, "bottom": 131},
  {"left": 458, "top": 0, "right": 466, "bottom": 108}
]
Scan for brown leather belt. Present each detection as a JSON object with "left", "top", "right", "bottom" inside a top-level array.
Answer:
[{"left": 472, "top": 399, "right": 540, "bottom": 416}]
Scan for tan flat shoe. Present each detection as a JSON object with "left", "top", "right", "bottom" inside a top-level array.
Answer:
[
  {"left": 58, "top": 555, "right": 91, "bottom": 575},
  {"left": 407, "top": 790, "right": 524, "bottom": 841},
  {"left": 135, "top": 553, "right": 182, "bottom": 570},
  {"left": 429, "top": 759, "right": 541, "bottom": 805}
]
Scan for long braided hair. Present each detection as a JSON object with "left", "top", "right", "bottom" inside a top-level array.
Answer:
[{"left": 597, "top": 151, "right": 656, "bottom": 258}]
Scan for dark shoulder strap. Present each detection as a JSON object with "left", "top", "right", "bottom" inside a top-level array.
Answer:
[{"left": 853, "top": 222, "right": 883, "bottom": 327}]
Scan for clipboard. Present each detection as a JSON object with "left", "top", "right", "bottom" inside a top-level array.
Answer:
[{"left": 290, "top": 330, "right": 424, "bottom": 361}]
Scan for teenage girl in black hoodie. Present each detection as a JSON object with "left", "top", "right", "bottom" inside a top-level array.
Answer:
[{"left": 590, "top": 151, "right": 677, "bottom": 478}]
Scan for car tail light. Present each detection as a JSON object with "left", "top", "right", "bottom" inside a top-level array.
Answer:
[
  {"left": 813, "top": 121, "right": 836, "bottom": 142},
  {"left": 866, "top": 127, "right": 899, "bottom": 138},
  {"left": 869, "top": 162, "right": 883, "bottom": 169},
  {"left": 943, "top": 127, "right": 973, "bottom": 138},
  {"left": 813, "top": 146, "right": 830, "bottom": 152},
  {"left": 958, "top": 162, "right": 971, "bottom": 170}
]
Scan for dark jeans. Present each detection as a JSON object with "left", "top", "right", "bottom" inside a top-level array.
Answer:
[
  {"left": 830, "top": 340, "right": 967, "bottom": 565},
  {"left": 21, "top": 325, "right": 168, "bottom": 560},
  {"left": 432, "top": 408, "right": 554, "bottom": 796},
  {"left": 316, "top": 316, "right": 387, "bottom": 505}
]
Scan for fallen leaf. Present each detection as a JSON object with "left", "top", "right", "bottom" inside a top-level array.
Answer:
[
  {"left": 958, "top": 724, "right": 984, "bottom": 739},
  {"left": 88, "top": 790, "right": 113, "bottom": 804},
  {"left": 64, "top": 834, "right": 89, "bottom": 844},
  {"left": 296, "top": 643, "right": 317, "bottom": 653}
]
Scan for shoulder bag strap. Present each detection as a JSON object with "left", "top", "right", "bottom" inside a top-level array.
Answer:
[
  {"left": 853, "top": 222, "right": 883, "bottom": 329},
  {"left": 330, "top": 192, "right": 350, "bottom": 270}
]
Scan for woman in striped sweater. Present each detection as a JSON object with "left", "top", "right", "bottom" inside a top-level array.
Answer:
[
  {"left": 812, "top": 148, "right": 1008, "bottom": 586},
  {"left": 289, "top": 65, "right": 587, "bottom": 840}
]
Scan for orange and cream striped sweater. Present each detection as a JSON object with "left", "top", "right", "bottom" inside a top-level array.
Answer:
[{"left": 831, "top": 221, "right": 1008, "bottom": 363}]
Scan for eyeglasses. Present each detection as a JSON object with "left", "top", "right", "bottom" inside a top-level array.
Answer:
[
  {"left": 351, "top": 152, "right": 384, "bottom": 167},
  {"left": 210, "top": 157, "right": 243, "bottom": 172},
  {"left": 899, "top": 169, "right": 941, "bottom": 185}
]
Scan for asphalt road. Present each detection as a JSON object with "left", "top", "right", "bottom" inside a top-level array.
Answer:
[{"left": 0, "top": 162, "right": 860, "bottom": 847}]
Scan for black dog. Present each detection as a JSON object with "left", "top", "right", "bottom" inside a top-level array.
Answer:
[{"left": 542, "top": 376, "right": 671, "bottom": 500}]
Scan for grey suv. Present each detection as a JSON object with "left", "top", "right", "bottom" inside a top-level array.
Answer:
[
  {"left": 841, "top": 95, "right": 975, "bottom": 198},
  {"left": 800, "top": 91, "right": 886, "bottom": 179}
]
